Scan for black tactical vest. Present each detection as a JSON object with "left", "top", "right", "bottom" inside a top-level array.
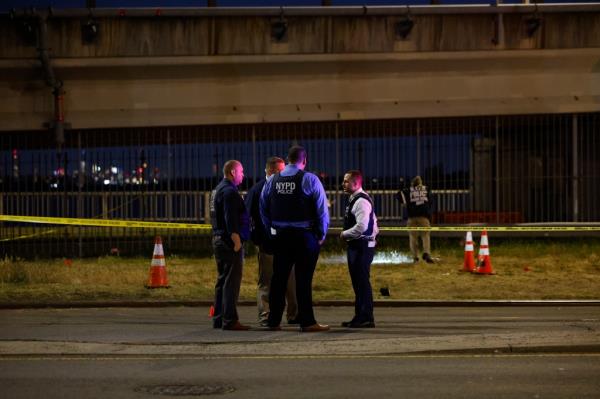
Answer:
[
  {"left": 270, "top": 170, "right": 316, "bottom": 224},
  {"left": 343, "top": 192, "right": 375, "bottom": 239}
]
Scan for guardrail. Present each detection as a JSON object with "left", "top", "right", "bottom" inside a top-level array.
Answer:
[{"left": 1, "top": 189, "right": 471, "bottom": 224}]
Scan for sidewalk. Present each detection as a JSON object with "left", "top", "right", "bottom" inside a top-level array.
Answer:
[
  {"left": 0, "top": 305, "right": 599, "bottom": 357},
  {"left": 2, "top": 299, "right": 600, "bottom": 309}
]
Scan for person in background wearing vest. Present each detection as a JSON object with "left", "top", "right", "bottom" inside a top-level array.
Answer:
[
  {"left": 398, "top": 175, "right": 435, "bottom": 264},
  {"left": 259, "top": 145, "right": 330, "bottom": 332},
  {"left": 210, "top": 160, "right": 251, "bottom": 331},
  {"left": 245, "top": 156, "right": 298, "bottom": 327},
  {"left": 340, "top": 170, "right": 379, "bottom": 328}
]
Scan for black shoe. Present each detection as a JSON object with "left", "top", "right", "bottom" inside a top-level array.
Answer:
[
  {"left": 413, "top": 257, "right": 419, "bottom": 263},
  {"left": 341, "top": 320, "right": 355, "bottom": 327},
  {"left": 423, "top": 253, "right": 435, "bottom": 264},
  {"left": 349, "top": 320, "right": 375, "bottom": 328},
  {"left": 287, "top": 318, "right": 300, "bottom": 325}
]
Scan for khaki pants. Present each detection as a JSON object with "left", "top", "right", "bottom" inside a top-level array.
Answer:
[
  {"left": 407, "top": 217, "right": 431, "bottom": 258},
  {"left": 257, "top": 247, "right": 297, "bottom": 322}
]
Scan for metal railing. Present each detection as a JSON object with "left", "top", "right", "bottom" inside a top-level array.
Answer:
[
  {"left": 1, "top": 112, "right": 598, "bottom": 257},
  {"left": 0, "top": 189, "right": 469, "bottom": 224}
]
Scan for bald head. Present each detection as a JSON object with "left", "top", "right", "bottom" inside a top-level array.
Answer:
[{"left": 223, "top": 160, "right": 244, "bottom": 186}]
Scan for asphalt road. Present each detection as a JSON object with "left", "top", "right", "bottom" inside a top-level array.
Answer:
[
  {"left": 0, "top": 305, "right": 599, "bottom": 398},
  {"left": 2, "top": 354, "right": 600, "bottom": 399}
]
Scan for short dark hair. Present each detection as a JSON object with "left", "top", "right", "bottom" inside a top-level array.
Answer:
[
  {"left": 223, "top": 160, "right": 240, "bottom": 177},
  {"left": 265, "top": 156, "right": 284, "bottom": 174},
  {"left": 345, "top": 170, "right": 363, "bottom": 186},
  {"left": 287, "top": 145, "right": 306, "bottom": 164}
]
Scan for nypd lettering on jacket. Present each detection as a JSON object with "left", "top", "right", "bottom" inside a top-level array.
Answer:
[{"left": 276, "top": 181, "right": 296, "bottom": 194}]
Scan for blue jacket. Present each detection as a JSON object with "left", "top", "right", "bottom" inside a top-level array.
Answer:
[{"left": 210, "top": 178, "right": 250, "bottom": 245}]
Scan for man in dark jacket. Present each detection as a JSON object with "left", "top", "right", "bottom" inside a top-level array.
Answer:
[
  {"left": 210, "top": 160, "right": 251, "bottom": 330},
  {"left": 398, "top": 176, "right": 434, "bottom": 264},
  {"left": 245, "top": 156, "right": 297, "bottom": 326},
  {"left": 260, "top": 145, "right": 330, "bottom": 332}
]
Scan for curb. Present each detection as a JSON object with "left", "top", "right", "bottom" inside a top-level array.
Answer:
[
  {"left": 2, "top": 345, "right": 600, "bottom": 358},
  {"left": 1, "top": 299, "right": 599, "bottom": 309},
  {"left": 406, "top": 344, "right": 600, "bottom": 356}
]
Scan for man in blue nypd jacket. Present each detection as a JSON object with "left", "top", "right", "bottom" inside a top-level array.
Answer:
[
  {"left": 340, "top": 170, "right": 379, "bottom": 328},
  {"left": 210, "top": 160, "right": 250, "bottom": 331},
  {"left": 259, "top": 145, "right": 330, "bottom": 332}
]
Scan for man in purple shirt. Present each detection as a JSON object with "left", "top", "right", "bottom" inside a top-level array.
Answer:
[{"left": 260, "top": 145, "right": 330, "bottom": 332}]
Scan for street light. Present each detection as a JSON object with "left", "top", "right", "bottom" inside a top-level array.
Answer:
[
  {"left": 395, "top": 6, "right": 414, "bottom": 40},
  {"left": 81, "top": 18, "right": 100, "bottom": 44},
  {"left": 525, "top": 16, "right": 541, "bottom": 37}
]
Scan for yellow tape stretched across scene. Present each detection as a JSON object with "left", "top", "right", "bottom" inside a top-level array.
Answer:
[
  {"left": 0, "top": 215, "right": 211, "bottom": 230},
  {"left": 2, "top": 214, "right": 600, "bottom": 232}
]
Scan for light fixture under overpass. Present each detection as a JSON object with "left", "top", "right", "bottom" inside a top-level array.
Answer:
[
  {"left": 525, "top": 16, "right": 541, "bottom": 37},
  {"left": 9, "top": 9, "right": 38, "bottom": 46},
  {"left": 395, "top": 6, "right": 414, "bottom": 40},
  {"left": 81, "top": 17, "right": 100, "bottom": 44},
  {"left": 525, "top": 4, "right": 542, "bottom": 37},
  {"left": 271, "top": 8, "right": 288, "bottom": 43}
]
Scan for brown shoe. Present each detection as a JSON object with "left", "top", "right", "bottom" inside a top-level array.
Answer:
[
  {"left": 266, "top": 325, "right": 281, "bottom": 331},
  {"left": 300, "top": 323, "right": 330, "bottom": 332},
  {"left": 223, "top": 321, "right": 251, "bottom": 331}
]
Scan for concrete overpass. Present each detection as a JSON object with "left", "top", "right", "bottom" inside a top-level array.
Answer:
[{"left": 1, "top": 4, "right": 599, "bottom": 131}]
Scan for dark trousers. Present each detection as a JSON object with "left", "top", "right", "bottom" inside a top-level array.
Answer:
[
  {"left": 268, "top": 229, "right": 320, "bottom": 328},
  {"left": 347, "top": 240, "right": 375, "bottom": 322},
  {"left": 212, "top": 236, "right": 243, "bottom": 329}
]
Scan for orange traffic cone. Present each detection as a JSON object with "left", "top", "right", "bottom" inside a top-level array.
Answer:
[
  {"left": 460, "top": 231, "right": 476, "bottom": 272},
  {"left": 146, "top": 236, "right": 170, "bottom": 288},
  {"left": 473, "top": 229, "right": 495, "bottom": 275}
]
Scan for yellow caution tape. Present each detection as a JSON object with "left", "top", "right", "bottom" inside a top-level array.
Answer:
[
  {"left": 378, "top": 226, "right": 600, "bottom": 232},
  {"left": 0, "top": 215, "right": 211, "bottom": 230},
  {"left": 0, "top": 228, "right": 58, "bottom": 242},
  {"left": 1, "top": 214, "right": 600, "bottom": 232}
]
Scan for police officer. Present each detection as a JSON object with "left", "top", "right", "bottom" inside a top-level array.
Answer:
[
  {"left": 260, "top": 145, "right": 330, "bottom": 332},
  {"left": 340, "top": 170, "right": 379, "bottom": 328},
  {"left": 210, "top": 160, "right": 250, "bottom": 331},
  {"left": 245, "top": 156, "right": 298, "bottom": 326},
  {"left": 398, "top": 175, "right": 434, "bottom": 264}
]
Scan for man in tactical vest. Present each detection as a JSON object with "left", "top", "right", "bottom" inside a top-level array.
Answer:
[
  {"left": 259, "top": 145, "right": 330, "bottom": 332},
  {"left": 210, "top": 160, "right": 250, "bottom": 331},
  {"left": 245, "top": 156, "right": 298, "bottom": 326},
  {"left": 398, "top": 175, "right": 434, "bottom": 264},
  {"left": 340, "top": 170, "right": 379, "bottom": 328}
]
